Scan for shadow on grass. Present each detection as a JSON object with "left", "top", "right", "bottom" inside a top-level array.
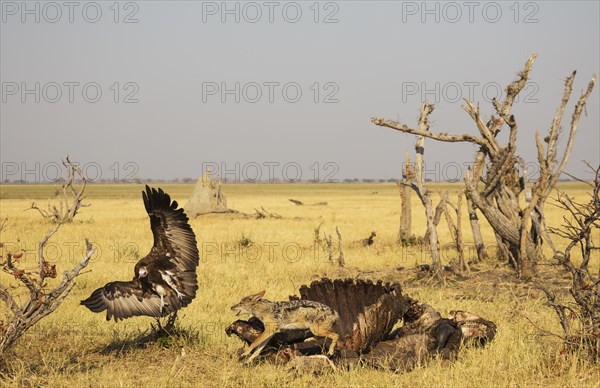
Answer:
[
  {"left": 0, "top": 315, "right": 203, "bottom": 384},
  {"left": 100, "top": 314, "right": 201, "bottom": 355}
]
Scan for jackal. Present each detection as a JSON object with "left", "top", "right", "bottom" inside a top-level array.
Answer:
[{"left": 231, "top": 290, "right": 339, "bottom": 362}]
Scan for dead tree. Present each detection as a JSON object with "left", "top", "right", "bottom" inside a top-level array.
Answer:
[
  {"left": 423, "top": 193, "right": 447, "bottom": 244},
  {"left": 465, "top": 193, "right": 488, "bottom": 263},
  {"left": 396, "top": 104, "right": 444, "bottom": 282},
  {"left": 0, "top": 222, "right": 95, "bottom": 357},
  {"left": 398, "top": 153, "right": 416, "bottom": 244},
  {"left": 373, "top": 53, "right": 596, "bottom": 278},
  {"left": 315, "top": 226, "right": 345, "bottom": 267},
  {"left": 538, "top": 163, "right": 600, "bottom": 359},
  {"left": 325, "top": 234, "right": 334, "bottom": 264},
  {"left": 29, "top": 156, "right": 90, "bottom": 223},
  {"left": 444, "top": 192, "right": 469, "bottom": 274}
]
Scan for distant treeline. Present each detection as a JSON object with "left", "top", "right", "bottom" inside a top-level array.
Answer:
[{"left": 3, "top": 178, "right": 582, "bottom": 184}]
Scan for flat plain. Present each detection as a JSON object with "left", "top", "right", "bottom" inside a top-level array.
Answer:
[{"left": 0, "top": 183, "right": 598, "bottom": 387}]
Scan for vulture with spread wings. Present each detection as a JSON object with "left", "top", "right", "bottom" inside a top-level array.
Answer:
[{"left": 81, "top": 186, "right": 199, "bottom": 322}]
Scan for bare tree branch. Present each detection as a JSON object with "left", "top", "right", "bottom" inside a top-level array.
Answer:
[
  {"left": 0, "top": 221, "right": 95, "bottom": 356},
  {"left": 489, "top": 53, "right": 537, "bottom": 134},
  {"left": 371, "top": 117, "right": 490, "bottom": 148},
  {"left": 540, "top": 164, "right": 600, "bottom": 357},
  {"left": 543, "top": 74, "right": 597, "bottom": 201},
  {"left": 27, "top": 156, "right": 90, "bottom": 223},
  {"left": 0, "top": 284, "right": 19, "bottom": 315}
]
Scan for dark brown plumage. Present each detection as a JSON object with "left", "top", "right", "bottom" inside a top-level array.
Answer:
[{"left": 81, "top": 186, "right": 199, "bottom": 322}]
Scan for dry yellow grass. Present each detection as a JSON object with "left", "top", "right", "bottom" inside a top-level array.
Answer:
[{"left": 0, "top": 183, "right": 598, "bottom": 387}]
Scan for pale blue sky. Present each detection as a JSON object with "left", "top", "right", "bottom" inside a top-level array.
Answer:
[{"left": 1, "top": 1, "right": 598, "bottom": 182}]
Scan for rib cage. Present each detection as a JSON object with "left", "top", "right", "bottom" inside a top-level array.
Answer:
[{"left": 293, "top": 278, "right": 412, "bottom": 354}]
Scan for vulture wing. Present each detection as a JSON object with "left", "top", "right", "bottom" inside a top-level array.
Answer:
[
  {"left": 142, "top": 185, "right": 199, "bottom": 306},
  {"left": 81, "top": 280, "right": 178, "bottom": 322}
]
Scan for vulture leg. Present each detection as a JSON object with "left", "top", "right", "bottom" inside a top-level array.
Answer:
[{"left": 166, "top": 311, "right": 178, "bottom": 330}]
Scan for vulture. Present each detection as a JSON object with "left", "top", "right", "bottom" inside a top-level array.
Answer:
[{"left": 81, "top": 186, "right": 199, "bottom": 322}]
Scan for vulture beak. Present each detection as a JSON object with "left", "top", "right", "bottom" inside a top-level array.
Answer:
[{"left": 138, "top": 268, "right": 148, "bottom": 278}]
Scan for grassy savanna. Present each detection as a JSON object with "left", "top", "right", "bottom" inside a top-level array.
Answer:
[{"left": 0, "top": 183, "right": 598, "bottom": 387}]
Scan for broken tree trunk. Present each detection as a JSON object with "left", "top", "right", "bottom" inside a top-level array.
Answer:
[
  {"left": 395, "top": 105, "right": 444, "bottom": 281},
  {"left": 336, "top": 227, "right": 345, "bottom": 267},
  {"left": 444, "top": 192, "right": 469, "bottom": 274},
  {"left": 423, "top": 194, "right": 447, "bottom": 244},
  {"left": 413, "top": 104, "right": 443, "bottom": 282},
  {"left": 398, "top": 152, "right": 416, "bottom": 244},
  {"left": 465, "top": 194, "right": 488, "bottom": 262}
]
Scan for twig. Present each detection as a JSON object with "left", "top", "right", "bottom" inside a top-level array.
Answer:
[{"left": 335, "top": 227, "right": 345, "bottom": 267}]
